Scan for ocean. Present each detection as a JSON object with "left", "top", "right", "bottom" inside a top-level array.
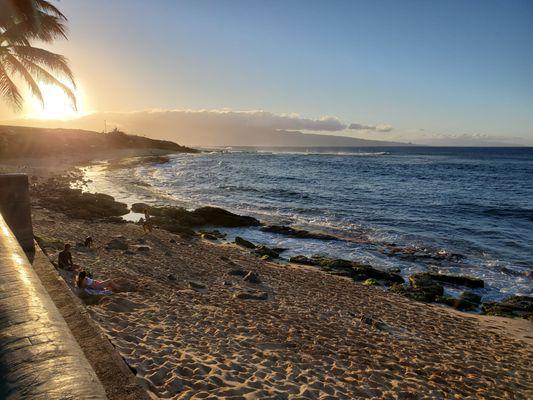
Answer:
[{"left": 81, "top": 146, "right": 533, "bottom": 301}]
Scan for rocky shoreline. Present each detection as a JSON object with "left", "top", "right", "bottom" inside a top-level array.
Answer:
[{"left": 30, "top": 162, "right": 533, "bottom": 322}]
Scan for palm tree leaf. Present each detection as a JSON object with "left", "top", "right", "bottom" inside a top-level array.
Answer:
[
  {"left": 34, "top": 0, "right": 67, "bottom": 20},
  {"left": 10, "top": 45, "right": 75, "bottom": 87},
  {"left": 18, "top": 57, "right": 76, "bottom": 110},
  {"left": 3, "top": 53, "right": 44, "bottom": 105},
  {"left": 0, "top": 12, "right": 67, "bottom": 44},
  {"left": 0, "top": 63, "right": 23, "bottom": 109}
]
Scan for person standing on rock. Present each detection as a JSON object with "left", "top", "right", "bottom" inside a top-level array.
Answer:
[{"left": 143, "top": 209, "right": 153, "bottom": 234}]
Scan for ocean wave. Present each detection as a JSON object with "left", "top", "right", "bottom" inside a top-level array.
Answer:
[{"left": 483, "top": 207, "right": 533, "bottom": 221}]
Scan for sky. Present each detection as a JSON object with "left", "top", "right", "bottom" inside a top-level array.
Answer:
[{"left": 1, "top": 0, "right": 532, "bottom": 146}]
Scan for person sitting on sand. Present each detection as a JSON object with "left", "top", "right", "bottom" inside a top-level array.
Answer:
[
  {"left": 58, "top": 244, "right": 75, "bottom": 271},
  {"left": 84, "top": 236, "right": 93, "bottom": 248},
  {"left": 76, "top": 270, "right": 120, "bottom": 291},
  {"left": 142, "top": 209, "right": 153, "bottom": 234}
]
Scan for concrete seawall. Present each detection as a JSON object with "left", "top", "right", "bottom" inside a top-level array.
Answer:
[
  {"left": 0, "top": 174, "right": 34, "bottom": 252},
  {"left": 0, "top": 213, "right": 107, "bottom": 399}
]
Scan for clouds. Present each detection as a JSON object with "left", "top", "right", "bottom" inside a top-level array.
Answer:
[
  {"left": 69, "top": 108, "right": 391, "bottom": 134},
  {"left": 8, "top": 108, "right": 397, "bottom": 146},
  {"left": 348, "top": 123, "right": 393, "bottom": 132}
]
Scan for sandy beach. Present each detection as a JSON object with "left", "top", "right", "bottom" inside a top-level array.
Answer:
[{"left": 2, "top": 155, "right": 532, "bottom": 399}]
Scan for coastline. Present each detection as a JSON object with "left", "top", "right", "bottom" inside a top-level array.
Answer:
[{"left": 2, "top": 151, "right": 532, "bottom": 399}]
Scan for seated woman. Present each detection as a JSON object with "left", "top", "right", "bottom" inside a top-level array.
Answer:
[{"left": 76, "top": 270, "right": 120, "bottom": 292}]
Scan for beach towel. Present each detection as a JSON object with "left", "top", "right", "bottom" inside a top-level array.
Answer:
[{"left": 84, "top": 288, "right": 113, "bottom": 296}]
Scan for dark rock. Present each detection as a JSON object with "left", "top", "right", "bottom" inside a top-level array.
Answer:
[
  {"left": 167, "top": 274, "right": 177, "bottom": 281},
  {"left": 191, "top": 206, "right": 260, "bottom": 227},
  {"left": 234, "top": 236, "right": 256, "bottom": 249},
  {"left": 32, "top": 178, "right": 129, "bottom": 220},
  {"left": 201, "top": 232, "right": 219, "bottom": 240},
  {"left": 234, "top": 290, "right": 268, "bottom": 300},
  {"left": 482, "top": 296, "right": 533, "bottom": 319},
  {"left": 123, "top": 250, "right": 135, "bottom": 255},
  {"left": 169, "top": 238, "right": 176, "bottom": 243},
  {"left": 261, "top": 225, "right": 337, "bottom": 240},
  {"left": 223, "top": 281, "right": 232, "bottom": 286},
  {"left": 426, "top": 273, "right": 484, "bottom": 288},
  {"left": 272, "top": 247, "right": 288, "bottom": 254},
  {"left": 243, "top": 271, "right": 261, "bottom": 284},
  {"left": 103, "top": 216, "right": 126, "bottom": 224},
  {"left": 459, "top": 291, "right": 482, "bottom": 305},
  {"left": 199, "top": 230, "right": 226, "bottom": 239},
  {"left": 254, "top": 245, "right": 281, "bottom": 259},
  {"left": 228, "top": 269, "right": 248, "bottom": 277},
  {"left": 409, "top": 273, "right": 445, "bottom": 301},
  {"left": 189, "top": 281, "right": 207, "bottom": 290},
  {"left": 34, "top": 235, "right": 64, "bottom": 250},
  {"left": 289, "top": 255, "right": 319, "bottom": 266},
  {"left": 164, "top": 251, "right": 172, "bottom": 256},
  {"left": 133, "top": 245, "right": 151, "bottom": 252},
  {"left": 138, "top": 238, "right": 146, "bottom": 244},
  {"left": 436, "top": 292, "right": 480, "bottom": 311},
  {"left": 106, "top": 238, "right": 129, "bottom": 250}
]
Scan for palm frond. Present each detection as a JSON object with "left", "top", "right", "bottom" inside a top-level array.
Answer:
[
  {"left": 4, "top": 53, "right": 44, "bottom": 105},
  {"left": 34, "top": 0, "right": 67, "bottom": 20},
  {"left": 0, "top": 12, "right": 67, "bottom": 44},
  {"left": 10, "top": 45, "right": 74, "bottom": 86},
  {"left": 18, "top": 57, "right": 76, "bottom": 109},
  {"left": 0, "top": 62, "right": 23, "bottom": 109}
]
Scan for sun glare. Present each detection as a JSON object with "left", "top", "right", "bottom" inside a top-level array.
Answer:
[{"left": 27, "top": 82, "right": 85, "bottom": 120}]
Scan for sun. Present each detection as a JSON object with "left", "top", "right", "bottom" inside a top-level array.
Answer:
[{"left": 27, "top": 82, "right": 85, "bottom": 120}]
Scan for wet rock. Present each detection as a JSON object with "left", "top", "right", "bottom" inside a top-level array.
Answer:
[
  {"left": 426, "top": 273, "right": 484, "bottom": 288},
  {"left": 289, "top": 254, "right": 404, "bottom": 285},
  {"left": 199, "top": 230, "right": 226, "bottom": 240},
  {"left": 436, "top": 291, "right": 481, "bottom": 311},
  {"left": 201, "top": 232, "right": 219, "bottom": 240},
  {"left": 243, "top": 271, "right": 261, "bottom": 284},
  {"left": 234, "top": 290, "right": 268, "bottom": 300},
  {"left": 289, "top": 255, "right": 319, "bottom": 266},
  {"left": 32, "top": 178, "right": 129, "bottom": 220},
  {"left": 254, "top": 245, "right": 281, "bottom": 259},
  {"left": 191, "top": 207, "right": 260, "bottom": 227},
  {"left": 235, "top": 236, "right": 256, "bottom": 249},
  {"left": 106, "top": 237, "right": 129, "bottom": 250},
  {"left": 261, "top": 225, "right": 337, "bottom": 240},
  {"left": 482, "top": 296, "right": 533, "bottom": 319},
  {"left": 409, "top": 273, "right": 445, "bottom": 300}
]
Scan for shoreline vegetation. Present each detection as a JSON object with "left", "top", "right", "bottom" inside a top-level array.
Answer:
[{"left": 1, "top": 130, "right": 532, "bottom": 398}]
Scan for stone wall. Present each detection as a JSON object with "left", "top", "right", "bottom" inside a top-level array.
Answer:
[{"left": 0, "top": 174, "right": 34, "bottom": 251}]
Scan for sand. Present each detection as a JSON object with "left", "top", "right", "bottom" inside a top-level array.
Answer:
[{"left": 31, "top": 207, "right": 532, "bottom": 399}]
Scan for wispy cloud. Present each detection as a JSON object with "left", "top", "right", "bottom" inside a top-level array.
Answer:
[{"left": 348, "top": 123, "right": 393, "bottom": 132}]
